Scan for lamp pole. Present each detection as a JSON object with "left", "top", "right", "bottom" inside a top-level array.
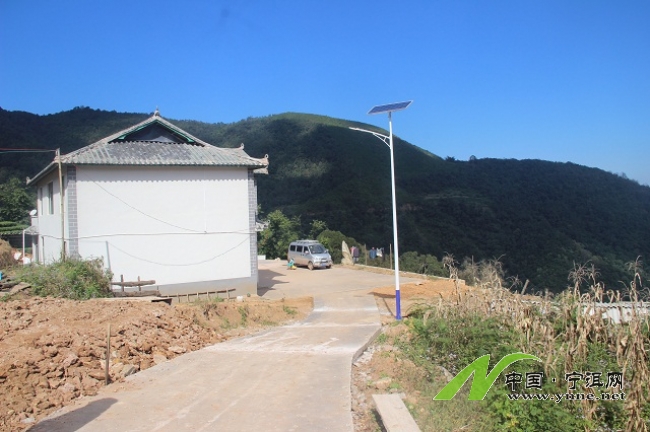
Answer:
[{"left": 350, "top": 100, "right": 412, "bottom": 320}]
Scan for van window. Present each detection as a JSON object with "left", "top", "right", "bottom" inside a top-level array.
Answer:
[
  {"left": 309, "top": 244, "right": 325, "bottom": 254},
  {"left": 290, "top": 245, "right": 296, "bottom": 252},
  {"left": 297, "top": 246, "right": 304, "bottom": 253}
]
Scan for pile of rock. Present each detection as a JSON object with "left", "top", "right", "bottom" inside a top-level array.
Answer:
[{"left": 0, "top": 297, "right": 227, "bottom": 430}]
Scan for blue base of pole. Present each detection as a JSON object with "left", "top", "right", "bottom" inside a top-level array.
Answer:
[{"left": 396, "top": 289, "right": 402, "bottom": 320}]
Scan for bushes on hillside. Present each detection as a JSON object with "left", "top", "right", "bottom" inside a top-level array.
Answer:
[{"left": 18, "top": 258, "right": 113, "bottom": 299}]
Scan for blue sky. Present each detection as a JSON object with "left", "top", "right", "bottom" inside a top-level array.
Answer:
[{"left": 2, "top": 0, "right": 649, "bottom": 185}]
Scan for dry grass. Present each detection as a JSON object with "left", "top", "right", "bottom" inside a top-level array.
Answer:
[
  {"left": 408, "top": 257, "right": 649, "bottom": 431},
  {"left": 0, "top": 239, "right": 14, "bottom": 269}
]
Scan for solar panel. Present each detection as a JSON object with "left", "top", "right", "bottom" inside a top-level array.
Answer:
[{"left": 368, "top": 100, "right": 413, "bottom": 115}]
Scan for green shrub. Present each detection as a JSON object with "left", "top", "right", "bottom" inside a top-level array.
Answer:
[
  {"left": 404, "top": 305, "right": 591, "bottom": 431},
  {"left": 317, "top": 229, "right": 359, "bottom": 264},
  {"left": 399, "top": 251, "right": 446, "bottom": 276},
  {"left": 258, "top": 210, "right": 301, "bottom": 259},
  {"left": 18, "top": 258, "right": 113, "bottom": 299},
  {"left": 406, "top": 309, "right": 518, "bottom": 375}
]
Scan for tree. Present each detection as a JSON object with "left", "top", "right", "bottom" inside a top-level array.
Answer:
[
  {"left": 310, "top": 220, "right": 328, "bottom": 239},
  {"left": 400, "top": 251, "right": 446, "bottom": 276},
  {"left": 258, "top": 210, "right": 301, "bottom": 259},
  {"left": 317, "top": 230, "right": 359, "bottom": 264},
  {"left": 0, "top": 178, "right": 33, "bottom": 223}
]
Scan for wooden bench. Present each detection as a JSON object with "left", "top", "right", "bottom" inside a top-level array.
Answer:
[{"left": 372, "top": 394, "right": 421, "bottom": 432}]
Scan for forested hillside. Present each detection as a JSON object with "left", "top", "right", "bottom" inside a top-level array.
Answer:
[{"left": 1, "top": 107, "right": 648, "bottom": 291}]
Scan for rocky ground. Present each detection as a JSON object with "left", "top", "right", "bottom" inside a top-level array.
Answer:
[{"left": 0, "top": 295, "right": 311, "bottom": 432}]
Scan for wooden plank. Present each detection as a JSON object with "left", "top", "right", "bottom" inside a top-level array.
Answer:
[
  {"left": 9, "top": 282, "right": 31, "bottom": 294},
  {"left": 0, "top": 280, "right": 20, "bottom": 290},
  {"left": 372, "top": 394, "right": 421, "bottom": 432},
  {"left": 102, "top": 296, "right": 172, "bottom": 305},
  {"left": 112, "top": 290, "right": 161, "bottom": 298},
  {"left": 111, "top": 280, "right": 155, "bottom": 287}
]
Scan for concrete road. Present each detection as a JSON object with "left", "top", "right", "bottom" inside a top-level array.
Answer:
[{"left": 32, "top": 261, "right": 414, "bottom": 432}]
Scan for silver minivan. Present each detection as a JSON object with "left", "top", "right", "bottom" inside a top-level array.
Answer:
[{"left": 287, "top": 240, "right": 333, "bottom": 270}]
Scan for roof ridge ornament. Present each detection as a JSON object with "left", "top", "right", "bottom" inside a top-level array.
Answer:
[{"left": 154, "top": 107, "right": 160, "bottom": 117}]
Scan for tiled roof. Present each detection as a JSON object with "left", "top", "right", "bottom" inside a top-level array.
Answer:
[
  {"left": 27, "top": 113, "right": 269, "bottom": 185},
  {"left": 63, "top": 140, "right": 265, "bottom": 167},
  {"left": 63, "top": 114, "right": 266, "bottom": 167}
]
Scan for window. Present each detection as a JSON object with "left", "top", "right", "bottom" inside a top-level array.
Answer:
[
  {"left": 309, "top": 245, "right": 325, "bottom": 254},
  {"left": 47, "top": 182, "right": 54, "bottom": 215}
]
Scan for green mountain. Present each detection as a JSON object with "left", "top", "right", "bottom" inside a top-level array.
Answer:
[{"left": 1, "top": 107, "right": 648, "bottom": 292}]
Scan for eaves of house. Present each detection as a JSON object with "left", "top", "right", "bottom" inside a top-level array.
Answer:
[{"left": 27, "top": 110, "right": 268, "bottom": 185}]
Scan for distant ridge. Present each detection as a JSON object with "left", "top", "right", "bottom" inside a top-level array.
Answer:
[{"left": 1, "top": 107, "right": 648, "bottom": 292}]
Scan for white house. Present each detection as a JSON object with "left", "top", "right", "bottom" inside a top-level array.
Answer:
[{"left": 26, "top": 111, "right": 268, "bottom": 297}]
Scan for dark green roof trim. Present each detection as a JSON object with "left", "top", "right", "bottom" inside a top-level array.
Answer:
[{"left": 115, "top": 120, "right": 196, "bottom": 143}]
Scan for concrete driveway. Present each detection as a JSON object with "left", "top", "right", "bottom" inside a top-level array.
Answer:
[
  {"left": 258, "top": 259, "right": 408, "bottom": 300},
  {"left": 32, "top": 262, "right": 415, "bottom": 432}
]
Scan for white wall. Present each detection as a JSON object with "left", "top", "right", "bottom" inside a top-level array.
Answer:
[
  {"left": 74, "top": 166, "right": 253, "bottom": 287},
  {"left": 34, "top": 170, "right": 65, "bottom": 263}
]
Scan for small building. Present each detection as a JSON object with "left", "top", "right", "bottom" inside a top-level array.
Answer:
[{"left": 26, "top": 111, "right": 268, "bottom": 297}]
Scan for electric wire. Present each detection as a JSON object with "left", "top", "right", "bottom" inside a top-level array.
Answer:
[
  {"left": 37, "top": 233, "right": 254, "bottom": 267},
  {"left": 75, "top": 230, "right": 252, "bottom": 239},
  {"left": 83, "top": 177, "right": 207, "bottom": 233},
  {"left": 0, "top": 148, "right": 57, "bottom": 152},
  {"left": 38, "top": 231, "right": 254, "bottom": 240},
  {"left": 102, "top": 237, "right": 250, "bottom": 267}
]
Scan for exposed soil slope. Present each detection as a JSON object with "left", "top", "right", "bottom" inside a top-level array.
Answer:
[{"left": 0, "top": 296, "right": 311, "bottom": 432}]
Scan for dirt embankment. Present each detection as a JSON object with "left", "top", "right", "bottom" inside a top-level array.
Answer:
[
  {"left": 0, "top": 296, "right": 311, "bottom": 432},
  {"left": 370, "top": 277, "right": 471, "bottom": 321}
]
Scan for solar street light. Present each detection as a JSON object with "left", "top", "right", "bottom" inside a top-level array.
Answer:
[{"left": 350, "top": 100, "right": 412, "bottom": 320}]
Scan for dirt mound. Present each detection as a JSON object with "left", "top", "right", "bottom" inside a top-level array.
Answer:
[
  {"left": 371, "top": 278, "right": 473, "bottom": 319},
  {"left": 0, "top": 296, "right": 311, "bottom": 431}
]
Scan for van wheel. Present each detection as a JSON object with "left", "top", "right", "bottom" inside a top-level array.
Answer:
[{"left": 308, "top": 262, "right": 314, "bottom": 271}]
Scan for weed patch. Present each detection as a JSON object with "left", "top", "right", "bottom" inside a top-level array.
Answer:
[
  {"left": 389, "top": 259, "right": 649, "bottom": 431},
  {"left": 282, "top": 305, "right": 298, "bottom": 316},
  {"left": 238, "top": 305, "right": 249, "bottom": 325},
  {"left": 17, "top": 258, "right": 113, "bottom": 299}
]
